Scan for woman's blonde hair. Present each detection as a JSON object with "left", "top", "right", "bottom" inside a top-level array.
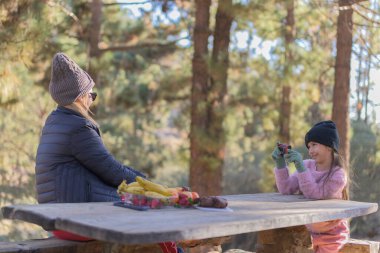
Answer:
[{"left": 66, "top": 93, "right": 98, "bottom": 127}]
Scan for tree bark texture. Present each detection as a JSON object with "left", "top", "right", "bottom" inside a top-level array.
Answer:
[
  {"left": 279, "top": 0, "right": 294, "bottom": 144},
  {"left": 190, "top": 0, "right": 212, "bottom": 196},
  {"left": 356, "top": 45, "right": 364, "bottom": 121},
  {"left": 332, "top": 1, "right": 353, "bottom": 167},
  {"left": 190, "top": 0, "right": 233, "bottom": 196}
]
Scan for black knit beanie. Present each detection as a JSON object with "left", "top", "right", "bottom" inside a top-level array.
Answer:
[
  {"left": 49, "top": 53, "right": 94, "bottom": 106},
  {"left": 304, "top": 120, "right": 340, "bottom": 152}
]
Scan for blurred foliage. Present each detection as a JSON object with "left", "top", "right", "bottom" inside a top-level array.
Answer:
[
  {"left": 0, "top": 0, "right": 380, "bottom": 246},
  {"left": 350, "top": 120, "right": 380, "bottom": 239},
  {"left": 0, "top": 67, "right": 53, "bottom": 240}
]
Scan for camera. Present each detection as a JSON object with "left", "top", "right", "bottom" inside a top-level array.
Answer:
[{"left": 277, "top": 142, "right": 291, "bottom": 156}]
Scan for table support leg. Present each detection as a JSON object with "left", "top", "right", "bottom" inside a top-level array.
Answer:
[
  {"left": 256, "top": 226, "right": 313, "bottom": 253},
  {"left": 186, "top": 245, "right": 222, "bottom": 253},
  {"left": 180, "top": 236, "right": 230, "bottom": 253},
  {"left": 106, "top": 243, "right": 163, "bottom": 253}
]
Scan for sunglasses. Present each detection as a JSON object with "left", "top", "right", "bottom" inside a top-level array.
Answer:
[{"left": 89, "top": 92, "right": 97, "bottom": 101}]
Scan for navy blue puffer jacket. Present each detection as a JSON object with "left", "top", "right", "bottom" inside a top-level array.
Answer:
[{"left": 35, "top": 106, "right": 145, "bottom": 203}]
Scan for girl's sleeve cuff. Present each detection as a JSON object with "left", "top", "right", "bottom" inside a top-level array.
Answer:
[
  {"left": 274, "top": 167, "right": 290, "bottom": 180},
  {"left": 297, "top": 169, "right": 312, "bottom": 185}
]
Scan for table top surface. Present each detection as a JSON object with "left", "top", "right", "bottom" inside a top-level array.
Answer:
[{"left": 2, "top": 193, "right": 378, "bottom": 244}]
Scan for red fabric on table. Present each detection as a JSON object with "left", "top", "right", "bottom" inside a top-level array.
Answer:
[
  {"left": 158, "top": 241, "right": 179, "bottom": 253},
  {"left": 53, "top": 230, "right": 179, "bottom": 253},
  {"left": 52, "top": 230, "right": 93, "bottom": 241}
]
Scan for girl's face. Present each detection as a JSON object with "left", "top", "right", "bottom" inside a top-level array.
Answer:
[{"left": 307, "top": 141, "right": 332, "bottom": 165}]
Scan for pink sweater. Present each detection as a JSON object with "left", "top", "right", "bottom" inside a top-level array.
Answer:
[
  {"left": 275, "top": 159, "right": 347, "bottom": 200},
  {"left": 274, "top": 159, "right": 349, "bottom": 252}
]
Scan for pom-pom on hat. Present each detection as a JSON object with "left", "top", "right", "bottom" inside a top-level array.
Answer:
[
  {"left": 305, "top": 120, "right": 340, "bottom": 152},
  {"left": 49, "top": 53, "right": 94, "bottom": 106}
]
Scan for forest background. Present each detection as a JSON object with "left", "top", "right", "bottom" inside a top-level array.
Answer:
[{"left": 1, "top": 0, "right": 380, "bottom": 251}]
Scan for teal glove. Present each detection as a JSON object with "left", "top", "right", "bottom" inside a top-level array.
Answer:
[
  {"left": 284, "top": 150, "right": 306, "bottom": 172},
  {"left": 271, "top": 146, "right": 286, "bottom": 168}
]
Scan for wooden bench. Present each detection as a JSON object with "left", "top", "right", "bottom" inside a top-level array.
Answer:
[
  {"left": 256, "top": 226, "right": 380, "bottom": 253},
  {"left": 342, "top": 238, "right": 380, "bottom": 253},
  {"left": 0, "top": 236, "right": 229, "bottom": 253},
  {"left": 0, "top": 238, "right": 162, "bottom": 253},
  {"left": 0, "top": 237, "right": 378, "bottom": 253}
]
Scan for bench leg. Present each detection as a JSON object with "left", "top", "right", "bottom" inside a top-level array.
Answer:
[
  {"left": 107, "top": 243, "right": 163, "bottom": 253},
  {"left": 340, "top": 238, "right": 380, "bottom": 253},
  {"left": 256, "top": 226, "right": 313, "bottom": 253},
  {"left": 181, "top": 236, "right": 230, "bottom": 253}
]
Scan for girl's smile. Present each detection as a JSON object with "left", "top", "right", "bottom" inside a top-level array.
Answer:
[{"left": 307, "top": 141, "right": 333, "bottom": 171}]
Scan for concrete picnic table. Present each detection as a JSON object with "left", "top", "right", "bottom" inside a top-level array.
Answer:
[{"left": 1, "top": 193, "right": 378, "bottom": 252}]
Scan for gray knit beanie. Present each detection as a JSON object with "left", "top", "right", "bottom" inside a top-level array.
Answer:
[{"left": 49, "top": 52, "right": 95, "bottom": 106}]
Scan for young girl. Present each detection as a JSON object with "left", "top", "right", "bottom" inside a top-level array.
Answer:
[{"left": 272, "top": 120, "right": 349, "bottom": 253}]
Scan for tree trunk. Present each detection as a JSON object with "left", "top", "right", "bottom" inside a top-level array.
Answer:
[
  {"left": 364, "top": 54, "right": 371, "bottom": 124},
  {"left": 88, "top": 0, "right": 102, "bottom": 85},
  {"left": 190, "top": 0, "right": 212, "bottom": 196},
  {"left": 190, "top": 0, "right": 233, "bottom": 197},
  {"left": 356, "top": 45, "right": 363, "bottom": 121},
  {"left": 279, "top": 0, "right": 294, "bottom": 143},
  {"left": 208, "top": 0, "right": 233, "bottom": 193},
  {"left": 332, "top": 0, "right": 353, "bottom": 167}
]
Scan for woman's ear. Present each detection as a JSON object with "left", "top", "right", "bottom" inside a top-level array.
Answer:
[{"left": 76, "top": 95, "right": 90, "bottom": 109}]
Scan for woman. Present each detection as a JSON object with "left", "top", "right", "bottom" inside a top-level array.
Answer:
[
  {"left": 35, "top": 53, "right": 186, "bottom": 253},
  {"left": 35, "top": 52, "right": 146, "bottom": 204}
]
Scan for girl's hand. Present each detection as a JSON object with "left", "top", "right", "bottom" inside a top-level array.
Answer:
[
  {"left": 271, "top": 146, "right": 286, "bottom": 168},
  {"left": 284, "top": 150, "right": 306, "bottom": 172}
]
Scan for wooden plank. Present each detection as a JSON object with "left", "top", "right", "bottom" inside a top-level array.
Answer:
[
  {"left": 1, "top": 204, "right": 56, "bottom": 230},
  {"left": 2, "top": 237, "right": 378, "bottom": 253},
  {"left": 0, "top": 238, "right": 163, "bottom": 253},
  {"left": 0, "top": 237, "right": 231, "bottom": 253},
  {"left": 1, "top": 193, "right": 378, "bottom": 244},
  {"left": 256, "top": 226, "right": 312, "bottom": 253},
  {"left": 256, "top": 230, "right": 380, "bottom": 253},
  {"left": 224, "top": 250, "right": 254, "bottom": 253},
  {"left": 341, "top": 238, "right": 380, "bottom": 253},
  {"left": 0, "top": 237, "right": 232, "bottom": 253},
  {"left": 180, "top": 236, "right": 231, "bottom": 248},
  {"left": 257, "top": 229, "right": 380, "bottom": 253},
  {"left": 0, "top": 238, "right": 104, "bottom": 253}
]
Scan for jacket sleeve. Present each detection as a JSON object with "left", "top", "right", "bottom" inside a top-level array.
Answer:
[
  {"left": 274, "top": 167, "right": 300, "bottom": 195},
  {"left": 297, "top": 168, "right": 346, "bottom": 199},
  {"left": 71, "top": 124, "right": 145, "bottom": 187}
]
